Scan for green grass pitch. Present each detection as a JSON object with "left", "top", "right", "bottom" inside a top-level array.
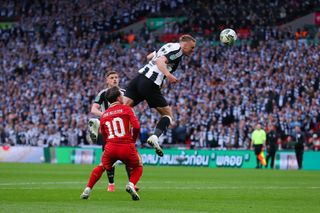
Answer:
[{"left": 0, "top": 163, "right": 320, "bottom": 213}]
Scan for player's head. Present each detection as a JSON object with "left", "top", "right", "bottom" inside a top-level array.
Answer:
[
  {"left": 105, "top": 70, "right": 119, "bottom": 88},
  {"left": 105, "top": 86, "right": 123, "bottom": 104},
  {"left": 179, "top": 34, "right": 196, "bottom": 56}
]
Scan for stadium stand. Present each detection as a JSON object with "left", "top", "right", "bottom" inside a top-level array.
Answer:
[{"left": 0, "top": 0, "right": 319, "bottom": 150}]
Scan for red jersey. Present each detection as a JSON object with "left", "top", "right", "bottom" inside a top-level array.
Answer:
[{"left": 100, "top": 103, "right": 140, "bottom": 144}]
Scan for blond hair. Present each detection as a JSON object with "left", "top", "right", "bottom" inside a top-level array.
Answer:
[{"left": 179, "top": 34, "right": 196, "bottom": 43}]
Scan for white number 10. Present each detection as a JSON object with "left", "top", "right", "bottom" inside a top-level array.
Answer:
[{"left": 105, "top": 117, "right": 126, "bottom": 139}]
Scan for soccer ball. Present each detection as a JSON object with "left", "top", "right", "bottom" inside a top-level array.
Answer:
[{"left": 220, "top": 28, "right": 237, "bottom": 45}]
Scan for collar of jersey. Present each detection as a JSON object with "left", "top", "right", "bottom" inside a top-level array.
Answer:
[{"left": 109, "top": 102, "right": 121, "bottom": 108}]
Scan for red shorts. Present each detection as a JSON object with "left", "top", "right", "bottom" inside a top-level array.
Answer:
[{"left": 101, "top": 143, "right": 142, "bottom": 170}]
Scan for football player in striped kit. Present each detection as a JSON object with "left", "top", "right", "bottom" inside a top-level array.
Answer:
[
  {"left": 123, "top": 34, "right": 196, "bottom": 157},
  {"left": 88, "top": 71, "right": 123, "bottom": 145}
]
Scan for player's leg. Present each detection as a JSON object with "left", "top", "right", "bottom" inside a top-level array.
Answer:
[
  {"left": 88, "top": 118, "right": 100, "bottom": 142},
  {"left": 80, "top": 163, "right": 105, "bottom": 199},
  {"left": 81, "top": 147, "right": 116, "bottom": 199},
  {"left": 125, "top": 74, "right": 168, "bottom": 157},
  {"left": 123, "top": 165, "right": 140, "bottom": 191},
  {"left": 147, "top": 106, "right": 173, "bottom": 157},
  {"left": 140, "top": 81, "right": 172, "bottom": 156},
  {"left": 124, "top": 146, "right": 143, "bottom": 201},
  {"left": 128, "top": 165, "right": 143, "bottom": 187},
  {"left": 154, "top": 106, "right": 173, "bottom": 137},
  {"left": 125, "top": 165, "right": 142, "bottom": 201},
  {"left": 125, "top": 165, "right": 143, "bottom": 200},
  {"left": 103, "top": 146, "right": 119, "bottom": 191},
  {"left": 106, "top": 166, "right": 116, "bottom": 192},
  {"left": 100, "top": 133, "right": 116, "bottom": 192}
]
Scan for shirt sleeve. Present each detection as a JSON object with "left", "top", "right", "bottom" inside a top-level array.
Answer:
[
  {"left": 159, "top": 43, "right": 182, "bottom": 63},
  {"left": 94, "top": 93, "right": 103, "bottom": 105}
]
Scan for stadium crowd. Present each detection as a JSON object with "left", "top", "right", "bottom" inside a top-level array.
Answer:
[
  {"left": 0, "top": 0, "right": 189, "bottom": 30},
  {"left": 161, "top": 0, "right": 320, "bottom": 40},
  {"left": 0, "top": 0, "right": 319, "bottom": 151}
]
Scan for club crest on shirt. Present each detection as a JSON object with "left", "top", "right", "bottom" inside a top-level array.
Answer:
[{"left": 169, "top": 50, "right": 183, "bottom": 60}]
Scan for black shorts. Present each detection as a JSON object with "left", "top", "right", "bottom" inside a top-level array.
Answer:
[{"left": 124, "top": 74, "right": 168, "bottom": 108}]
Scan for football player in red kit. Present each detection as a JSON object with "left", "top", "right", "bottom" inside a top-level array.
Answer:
[
  {"left": 80, "top": 71, "right": 138, "bottom": 199},
  {"left": 85, "top": 86, "right": 143, "bottom": 200}
]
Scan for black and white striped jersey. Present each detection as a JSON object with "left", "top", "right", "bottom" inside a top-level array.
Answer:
[
  {"left": 138, "top": 43, "right": 183, "bottom": 87},
  {"left": 94, "top": 88, "right": 125, "bottom": 113}
]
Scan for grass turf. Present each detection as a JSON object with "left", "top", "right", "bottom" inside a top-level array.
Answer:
[{"left": 0, "top": 163, "right": 319, "bottom": 213}]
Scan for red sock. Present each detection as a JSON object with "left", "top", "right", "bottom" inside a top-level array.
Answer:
[
  {"left": 87, "top": 165, "right": 105, "bottom": 189},
  {"left": 129, "top": 165, "right": 143, "bottom": 186}
]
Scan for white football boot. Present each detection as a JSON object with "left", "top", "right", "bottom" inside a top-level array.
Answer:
[
  {"left": 147, "top": 134, "right": 164, "bottom": 157},
  {"left": 80, "top": 187, "right": 91, "bottom": 199},
  {"left": 125, "top": 182, "right": 140, "bottom": 201}
]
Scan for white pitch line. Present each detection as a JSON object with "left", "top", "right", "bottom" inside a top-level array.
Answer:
[
  {"left": 0, "top": 181, "right": 84, "bottom": 186},
  {"left": 0, "top": 182, "right": 319, "bottom": 190},
  {"left": 147, "top": 186, "right": 320, "bottom": 190}
]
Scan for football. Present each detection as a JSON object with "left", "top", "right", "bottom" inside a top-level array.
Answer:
[{"left": 220, "top": 28, "right": 237, "bottom": 45}]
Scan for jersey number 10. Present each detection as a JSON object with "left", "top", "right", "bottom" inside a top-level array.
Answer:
[{"left": 105, "top": 117, "right": 126, "bottom": 139}]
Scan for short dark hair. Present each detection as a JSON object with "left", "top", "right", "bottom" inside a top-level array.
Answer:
[
  {"left": 179, "top": 34, "right": 196, "bottom": 43},
  {"left": 105, "top": 70, "right": 118, "bottom": 78},
  {"left": 105, "top": 86, "right": 121, "bottom": 103}
]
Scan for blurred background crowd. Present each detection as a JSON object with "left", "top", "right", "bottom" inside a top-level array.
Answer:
[{"left": 0, "top": 0, "right": 320, "bottom": 150}]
